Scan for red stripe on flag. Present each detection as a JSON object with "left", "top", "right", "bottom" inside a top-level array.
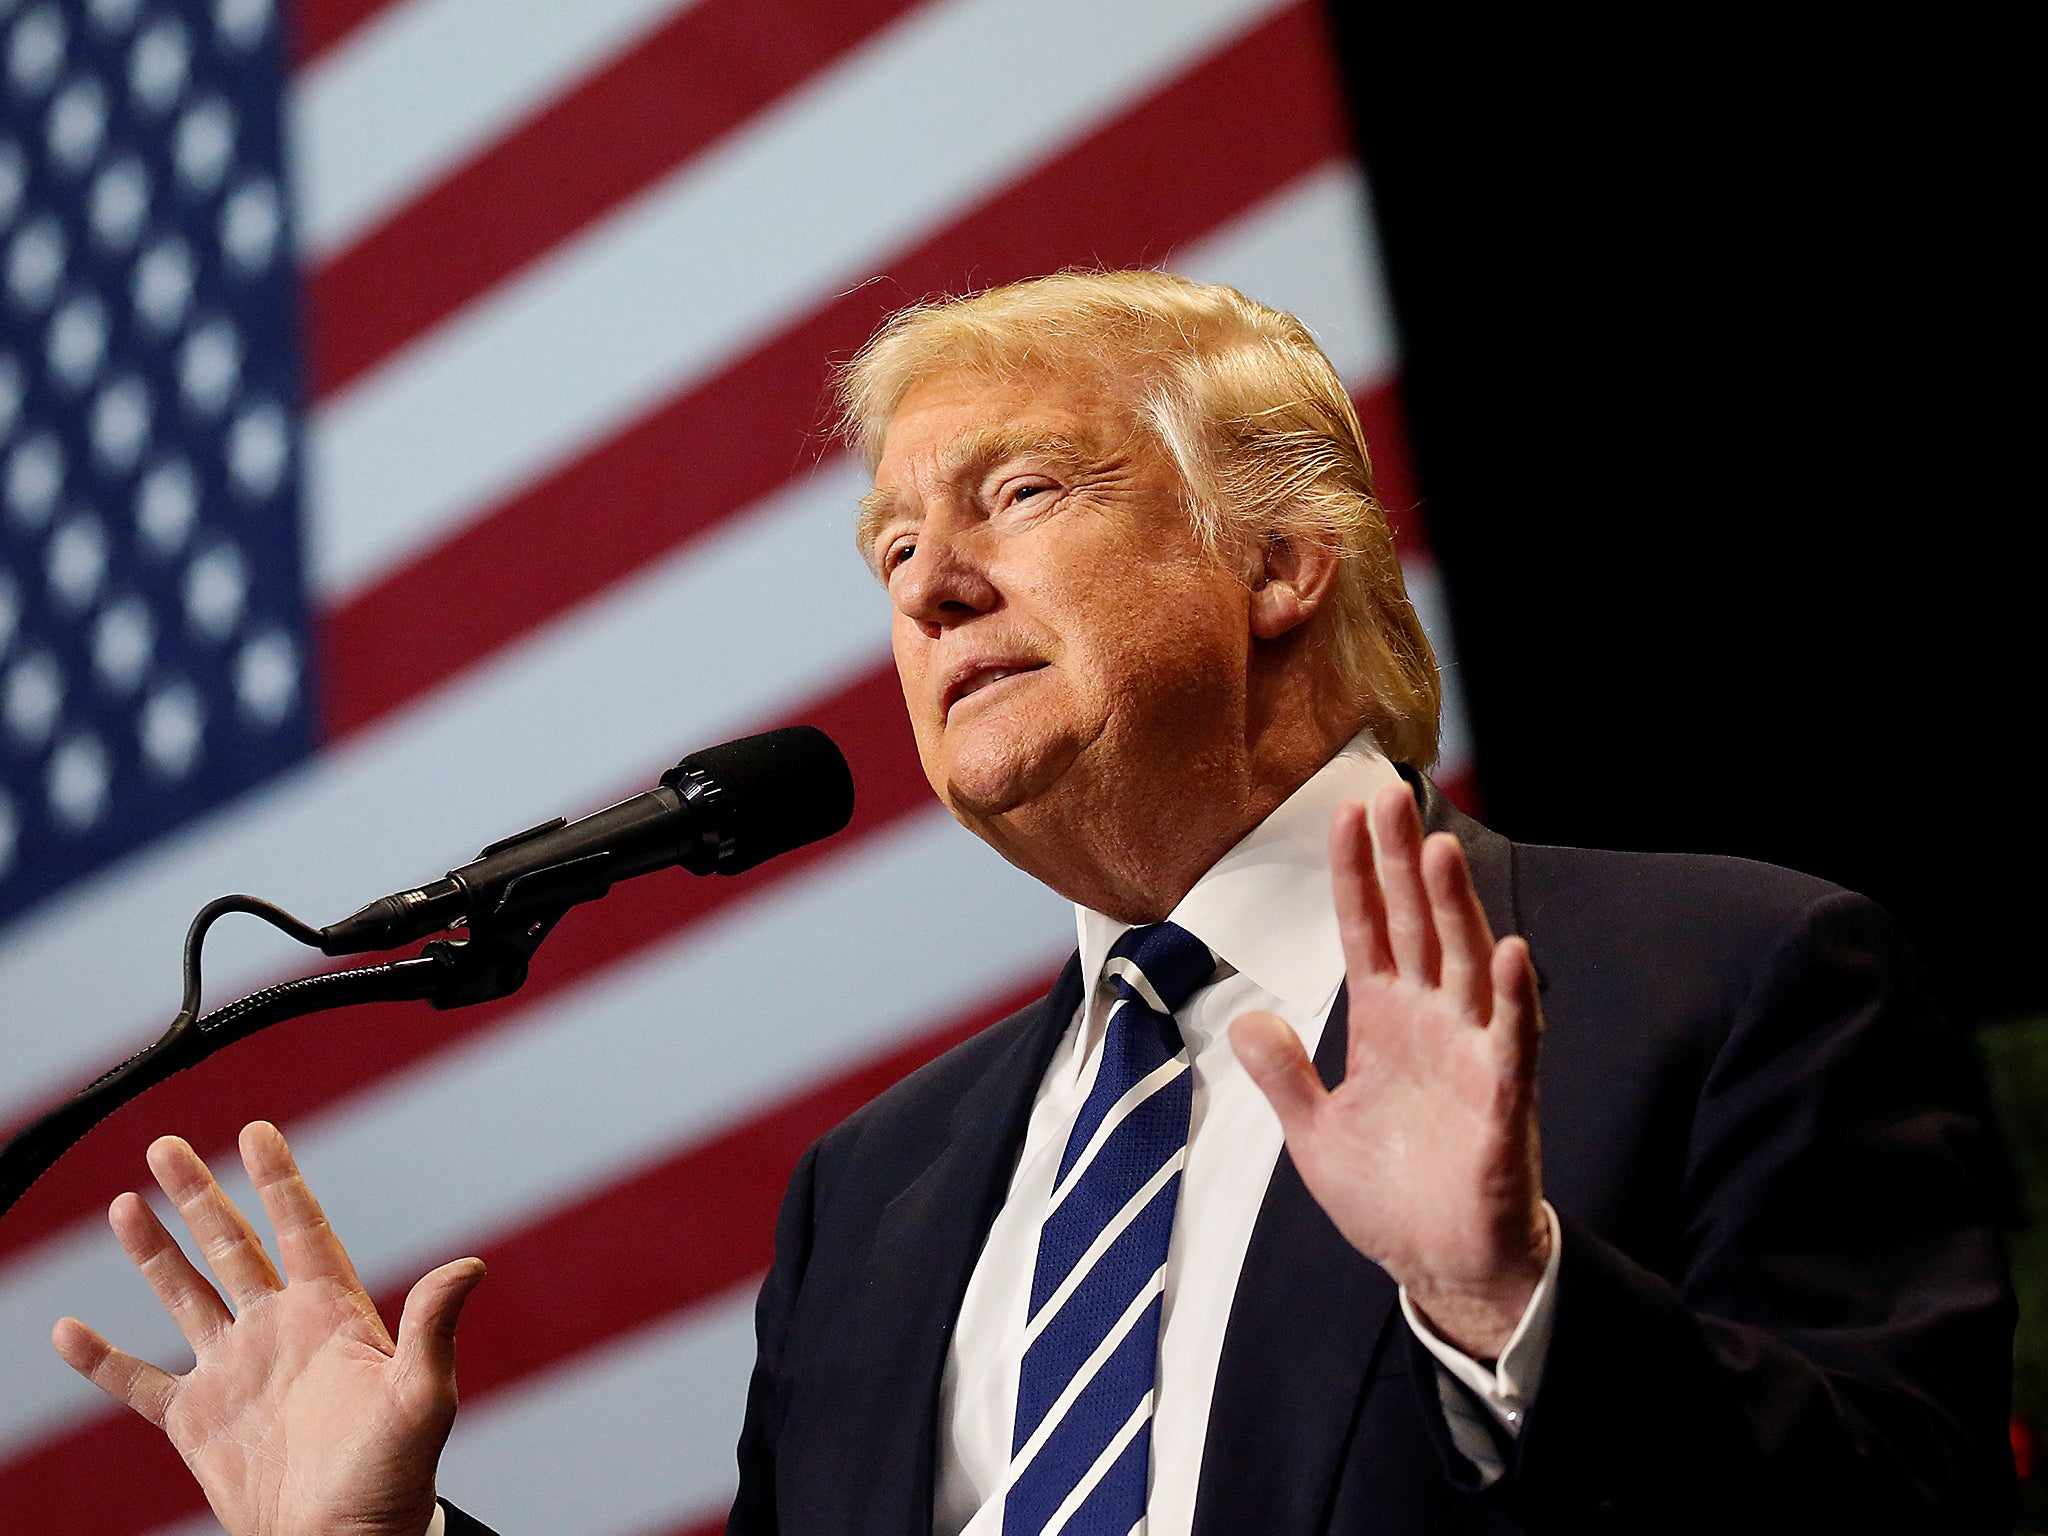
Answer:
[
  {"left": 321, "top": 2, "right": 1349, "bottom": 741},
  {"left": 307, "top": 0, "right": 930, "bottom": 397},
  {"left": 7, "top": 983, "right": 1056, "bottom": 1536},
  {"left": 292, "top": 0, "right": 404, "bottom": 66},
  {"left": 0, "top": 660, "right": 925, "bottom": 1267},
  {"left": 1356, "top": 377, "right": 1426, "bottom": 558},
  {"left": 0, "top": 1408, "right": 186, "bottom": 1536}
]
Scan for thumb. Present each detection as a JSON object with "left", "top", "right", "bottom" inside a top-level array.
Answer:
[
  {"left": 1230, "top": 1011, "right": 1326, "bottom": 1139},
  {"left": 395, "top": 1257, "right": 487, "bottom": 1391}
]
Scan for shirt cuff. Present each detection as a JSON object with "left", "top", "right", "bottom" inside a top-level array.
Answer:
[
  {"left": 426, "top": 1503, "right": 447, "bottom": 1536},
  {"left": 1397, "top": 1200, "right": 1562, "bottom": 1486}
]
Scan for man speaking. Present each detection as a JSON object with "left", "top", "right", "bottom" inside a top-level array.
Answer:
[{"left": 52, "top": 273, "right": 2012, "bottom": 1533}]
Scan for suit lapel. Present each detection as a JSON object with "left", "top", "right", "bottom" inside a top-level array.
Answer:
[
  {"left": 858, "top": 955, "right": 1084, "bottom": 1532},
  {"left": 1191, "top": 771, "right": 1524, "bottom": 1535},
  {"left": 1191, "top": 981, "right": 1401, "bottom": 1536}
]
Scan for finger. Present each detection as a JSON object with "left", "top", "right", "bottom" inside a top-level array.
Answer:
[
  {"left": 1490, "top": 937, "right": 1544, "bottom": 1086},
  {"left": 1329, "top": 801, "right": 1395, "bottom": 977},
  {"left": 1422, "top": 833, "right": 1498, "bottom": 1021},
  {"left": 1230, "top": 1011, "right": 1327, "bottom": 1143},
  {"left": 394, "top": 1258, "right": 488, "bottom": 1406},
  {"left": 108, "top": 1191, "right": 233, "bottom": 1349},
  {"left": 51, "top": 1316, "right": 178, "bottom": 1428},
  {"left": 148, "top": 1135, "right": 281, "bottom": 1309},
  {"left": 242, "top": 1121, "right": 367, "bottom": 1295},
  {"left": 1369, "top": 783, "right": 1438, "bottom": 984}
]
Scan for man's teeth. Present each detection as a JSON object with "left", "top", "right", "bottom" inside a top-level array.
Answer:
[{"left": 956, "top": 665, "right": 1039, "bottom": 706}]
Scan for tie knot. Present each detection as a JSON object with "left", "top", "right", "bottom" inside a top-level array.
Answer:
[{"left": 1105, "top": 920, "right": 1214, "bottom": 1018}]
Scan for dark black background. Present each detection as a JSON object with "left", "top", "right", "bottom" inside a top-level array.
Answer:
[{"left": 1327, "top": 23, "right": 2036, "bottom": 1026}]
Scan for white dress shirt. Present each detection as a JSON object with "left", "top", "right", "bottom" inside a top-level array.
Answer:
[{"left": 934, "top": 734, "right": 1560, "bottom": 1535}]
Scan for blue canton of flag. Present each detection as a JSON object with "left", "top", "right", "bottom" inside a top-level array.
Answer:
[{"left": 1, "top": 0, "right": 311, "bottom": 929}]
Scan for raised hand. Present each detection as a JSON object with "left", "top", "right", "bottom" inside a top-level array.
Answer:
[
  {"left": 1230, "top": 782, "right": 1549, "bottom": 1359},
  {"left": 51, "top": 1122, "right": 485, "bottom": 1536}
]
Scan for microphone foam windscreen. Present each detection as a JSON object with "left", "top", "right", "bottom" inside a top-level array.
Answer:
[{"left": 675, "top": 725, "right": 856, "bottom": 873}]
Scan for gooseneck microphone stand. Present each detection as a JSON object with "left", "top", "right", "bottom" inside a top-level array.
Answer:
[
  {"left": 0, "top": 878, "right": 581, "bottom": 1222},
  {"left": 0, "top": 723, "right": 859, "bottom": 1224}
]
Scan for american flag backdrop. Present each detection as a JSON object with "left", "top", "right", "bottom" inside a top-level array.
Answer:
[{"left": 0, "top": 2, "right": 1472, "bottom": 1531}]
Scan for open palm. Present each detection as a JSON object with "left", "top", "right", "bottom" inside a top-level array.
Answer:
[
  {"left": 52, "top": 1122, "right": 484, "bottom": 1536},
  {"left": 1231, "top": 784, "right": 1549, "bottom": 1358}
]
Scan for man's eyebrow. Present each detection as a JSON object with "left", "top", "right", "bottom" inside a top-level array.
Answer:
[
  {"left": 856, "top": 487, "right": 907, "bottom": 560},
  {"left": 938, "top": 422, "right": 1093, "bottom": 482}
]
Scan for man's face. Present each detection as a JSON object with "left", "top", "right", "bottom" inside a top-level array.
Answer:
[{"left": 866, "top": 367, "right": 1255, "bottom": 861}]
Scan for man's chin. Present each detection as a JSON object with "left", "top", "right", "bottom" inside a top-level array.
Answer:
[{"left": 938, "top": 735, "right": 1080, "bottom": 826}]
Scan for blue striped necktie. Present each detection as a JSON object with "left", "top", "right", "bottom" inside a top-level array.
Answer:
[{"left": 1003, "top": 921, "right": 1215, "bottom": 1536}]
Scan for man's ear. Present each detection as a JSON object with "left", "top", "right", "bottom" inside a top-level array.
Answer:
[{"left": 1248, "top": 530, "right": 1339, "bottom": 641}]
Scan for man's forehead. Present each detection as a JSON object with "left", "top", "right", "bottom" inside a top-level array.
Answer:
[
  {"left": 876, "top": 369, "right": 1138, "bottom": 477},
  {"left": 860, "top": 418, "right": 1081, "bottom": 521}
]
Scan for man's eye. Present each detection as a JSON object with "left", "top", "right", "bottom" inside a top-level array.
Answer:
[{"left": 885, "top": 538, "right": 915, "bottom": 572}]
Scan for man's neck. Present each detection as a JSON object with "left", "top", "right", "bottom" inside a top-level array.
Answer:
[
  {"left": 976, "top": 719, "right": 1358, "bottom": 924},
  {"left": 1072, "top": 731, "right": 1400, "bottom": 1011}
]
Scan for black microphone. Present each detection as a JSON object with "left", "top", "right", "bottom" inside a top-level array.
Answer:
[{"left": 318, "top": 726, "right": 854, "bottom": 957}]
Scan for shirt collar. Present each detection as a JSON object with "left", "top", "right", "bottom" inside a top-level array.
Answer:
[{"left": 1074, "top": 731, "right": 1403, "bottom": 1017}]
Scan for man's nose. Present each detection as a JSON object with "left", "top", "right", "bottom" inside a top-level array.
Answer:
[{"left": 892, "top": 524, "right": 998, "bottom": 636}]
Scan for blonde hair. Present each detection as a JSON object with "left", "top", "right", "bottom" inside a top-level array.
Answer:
[{"left": 837, "top": 270, "right": 1441, "bottom": 767}]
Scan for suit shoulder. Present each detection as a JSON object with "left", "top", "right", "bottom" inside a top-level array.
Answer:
[
  {"left": 1512, "top": 840, "right": 1875, "bottom": 952},
  {"left": 1508, "top": 839, "right": 1933, "bottom": 1051},
  {"left": 1515, "top": 835, "right": 1925, "bottom": 1015}
]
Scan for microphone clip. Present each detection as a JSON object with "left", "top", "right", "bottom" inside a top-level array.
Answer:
[{"left": 418, "top": 859, "right": 603, "bottom": 1010}]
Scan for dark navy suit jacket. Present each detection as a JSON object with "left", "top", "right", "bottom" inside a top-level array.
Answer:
[{"left": 450, "top": 777, "right": 2014, "bottom": 1535}]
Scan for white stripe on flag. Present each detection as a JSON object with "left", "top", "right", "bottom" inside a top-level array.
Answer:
[
  {"left": 308, "top": 0, "right": 1290, "bottom": 601},
  {"left": 429, "top": 1284, "right": 757, "bottom": 1536},
  {"left": 292, "top": 0, "right": 700, "bottom": 260},
  {"left": 0, "top": 806, "right": 1069, "bottom": 1459}
]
